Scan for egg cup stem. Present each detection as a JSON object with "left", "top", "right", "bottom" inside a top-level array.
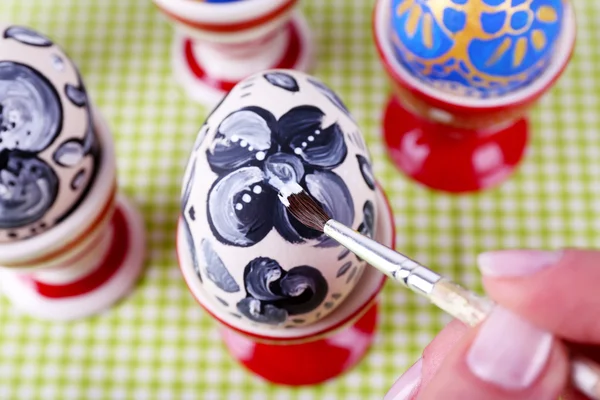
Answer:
[
  {"left": 381, "top": 96, "right": 529, "bottom": 193},
  {"left": 157, "top": 0, "right": 313, "bottom": 107},
  {"left": 0, "top": 110, "right": 146, "bottom": 321},
  {"left": 0, "top": 196, "right": 145, "bottom": 321}
]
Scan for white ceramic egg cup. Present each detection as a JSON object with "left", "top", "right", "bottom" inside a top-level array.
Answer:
[
  {"left": 153, "top": 0, "right": 313, "bottom": 106},
  {"left": 0, "top": 110, "right": 146, "bottom": 321}
]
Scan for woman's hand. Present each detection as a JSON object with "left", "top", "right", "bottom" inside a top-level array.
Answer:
[{"left": 384, "top": 249, "right": 600, "bottom": 400}]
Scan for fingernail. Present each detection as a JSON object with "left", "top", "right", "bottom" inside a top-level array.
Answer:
[
  {"left": 466, "top": 306, "right": 553, "bottom": 390},
  {"left": 384, "top": 358, "right": 422, "bottom": 400},
  {"left": 477, "top": 250, "right": 563, "bottom": 277}
]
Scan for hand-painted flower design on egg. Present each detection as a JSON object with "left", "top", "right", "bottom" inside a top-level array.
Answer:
[
  {"left": 263, "top": 72, "right": 299, "bottom": 92},
  {"left": 200, "top": 238, "right": 240, "bottom": 293},
  {"left": 306, "top": 77, "right": 352, "bottom": 117},
  {"left": 0, "top": 153, "right": 59, "bottom": 228},
  {"left": 0, "top": 33, "right": 100, "bottom": 241},
  {"left": 236, "top": 257, "right": 328, "bottom": 325},
  {"left": 354, "top": 200, "right": 376, "bottom": 263},
  {"left": 0, "top": 61, "right": 63, "bottom": 229},
  {"left": 357, "top": 200, "right": 375, "bottom": 239},
  {"left": 205, "top": 105, "right": 354, "bottom": 248},
  {"left": 357, "top": 154, "right": 376, "bottom": 191},
  {"left": 4, "top": 26, "right": 53, "bottom": 47}
]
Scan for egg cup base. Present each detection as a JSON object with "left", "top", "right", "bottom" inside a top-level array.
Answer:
[
  {"left": 171, "top": 13, "right": 312, "bottom": 107},
  {"left": 0, "top": 195, "right": 146, "bottom": 321},
  {"left": 382, "top": 95, "right": 529, "bottom": 194},
  {"left": 221, "top": 300, "right": 379, "bottom": 386}
]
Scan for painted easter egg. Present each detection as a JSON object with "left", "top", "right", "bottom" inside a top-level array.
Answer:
[
  {"left": 0, "top": 25, "right": 100, "bottom": 243},
  {"left": 180, "top": 69, "right": 378, "bottom": 329},
  {"left": 390, "top": 0, "right": 565, "bottom": 97}
]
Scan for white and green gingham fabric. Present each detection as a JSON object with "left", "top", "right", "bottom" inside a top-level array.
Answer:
[{"left": 1, "top": 0, "right": 599, "bottom": 398}]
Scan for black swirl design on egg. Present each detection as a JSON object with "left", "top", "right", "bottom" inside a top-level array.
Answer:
[
  {"left": 194, "top": 124, "right": 210, "bottom": 151},
  {"left": 65, "top": 84, "right": 87, "bottom": 107},
  {"left": 264, "top": 72, "right": 299, "bottom": 92},
  {"left": 357, "top": 154, "right": 376, "bottom": 191},
  {"left": 0, "top": 62, "right": 62, "bottom": 153},
  {"left": 0, "top": 152, "right": 59, "bottom": 228},
  {"left": 70, "top": 168, "right": 86, "bottom": 190},
  {"left": 206, "top": 106, "right": 276, "bottom": 174},
  {"left": 236, "top": 257, "right": 328, "bottom": 325},
  {"left": 358, "top": 200, "right": 375, "bottom": 239},
  {"left": 4, "top": 26, "right": 53, "bottom": 47},
  {"left": 181, "top": 157, "right": 202, "bottom": 282},
  {"left": 53, "top": 139, "right": 85, "bottom": 167},
  {"left": 207, "top": 167, "right": 277, "bottom": 247},
  {"left": 307, "top": 77, "right": 351, "bottom": 117},
  {"left": 337, "top": 261, "right": 352, "bottom": 278},
  {"left": 0, "top": 62, "right": 63, "bottom": 230},
  {"left": 200, "top": 239, "right": 240, "bottom": 293},
  {"left": 204, "top": 105, "right": 353, "bottom": 248},
  {"left": 346, "top": 266, "right": 358, "bottom": 284},
  {"left": 354, "top": 201, "right": 376, "bottom": 262},
  {"left": 305, "top": 170, "right": 354, "bottom": 248},
  {"left": 338, "top": 248, "right": 350, "bottom": 260},
  {"left": 0, "top": 55, "right": 101, "bottom": 236}
]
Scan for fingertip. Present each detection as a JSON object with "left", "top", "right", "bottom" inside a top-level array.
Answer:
[
  {"left": 419, "top": 310, "right": 568, "bottom": 400},
  {"left": 479, "top": 248, "right": 600, "bottom": 343},
  {"left": 384, "top": 358, "right": 422, "bottom": 400},
  {"left": 477, "top": 249, "right": 563, "bottom": 278},
  {"left": 421, "top": 319, "right": 468, "bottom": 387}
]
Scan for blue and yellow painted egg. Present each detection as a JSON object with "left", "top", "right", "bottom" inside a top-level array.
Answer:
[{"left": 390, "top": 0, "right": 565, "bottom": 97}]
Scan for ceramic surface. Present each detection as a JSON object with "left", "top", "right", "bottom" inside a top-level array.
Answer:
[
  {"left": 0, "top": 25, "right": 100, "bottom": 243},
  {"left": 390, "top": 0, "right": 565, "bottom": 97},
  {"left": 181, "top": 69, "right": 378, "bottom": 328}
]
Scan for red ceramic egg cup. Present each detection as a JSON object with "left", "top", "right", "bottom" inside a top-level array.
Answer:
[
  {"left": 373, "top": 0, "right": 576, "bottom": 194},
  {"left": 176, "top": 183, "right": 396, "bottom": 386},
  {"left": 153, "top": 0, "right": 313, "bottom": 106}
]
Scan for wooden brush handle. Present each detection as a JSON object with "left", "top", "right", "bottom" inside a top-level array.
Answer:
[{"left": 430, "top": 278, "right": 600, "bottom": 399}]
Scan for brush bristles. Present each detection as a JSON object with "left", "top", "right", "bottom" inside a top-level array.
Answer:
[{"left": 284, "top": 191, "right": 331, "bottom": 233}]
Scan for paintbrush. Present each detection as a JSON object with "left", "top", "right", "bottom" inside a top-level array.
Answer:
[{"left": 278, "top": 183, "right": 600, "bottom": 399}]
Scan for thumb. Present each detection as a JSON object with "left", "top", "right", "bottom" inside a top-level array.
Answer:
[{"left": 418, "top": 306, "right": 569, "bottom": 400}]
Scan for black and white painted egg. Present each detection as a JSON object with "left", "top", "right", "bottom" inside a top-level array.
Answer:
[
  {"left": 0, "top": 25, "right": 100, "bottom": 243},
  {"left": 181, "top": 69, "right": 379, "bottom": 329}
]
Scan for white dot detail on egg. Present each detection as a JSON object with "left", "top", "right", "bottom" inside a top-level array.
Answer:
[
  {"left": 253, "top": 186, "right": 262, "bottom": 194},
  {"left": 308, "top": 136, "right": 314, "bottom": 142},
  {"left": 255, "top": 151, "right": 265, "bottom": 161},
  {"left": 294, "top": 148, "right": 303, "bottom": 155},
  {"left": 235, "top": 203, "right": 243, "bottom": 211},
  {"left": 242, "top": 194, "right": 252, "bottom": 203}
]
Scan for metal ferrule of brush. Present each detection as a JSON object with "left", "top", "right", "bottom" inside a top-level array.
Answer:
[{"left": 323, "top": 220, "right": 442, "bottom": 295}]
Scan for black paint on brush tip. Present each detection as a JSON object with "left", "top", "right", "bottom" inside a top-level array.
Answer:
[{"left": 284, "top": 190, "right": 331, "bottom": 233}]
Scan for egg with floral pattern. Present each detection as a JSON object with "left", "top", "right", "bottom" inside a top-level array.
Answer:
[
  {"left": 0, "top": 25, "right": 100, "bottom": 243},
  {"left": 390, "top": 0, "right": 565, "bottom": 97},
  {"left": 180, "top": 69, "right": 378, "bottom": 329}
]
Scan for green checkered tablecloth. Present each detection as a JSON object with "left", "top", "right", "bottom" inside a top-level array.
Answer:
[{"left": 0, "top": 0, "right": 599, "bottom": 398}]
